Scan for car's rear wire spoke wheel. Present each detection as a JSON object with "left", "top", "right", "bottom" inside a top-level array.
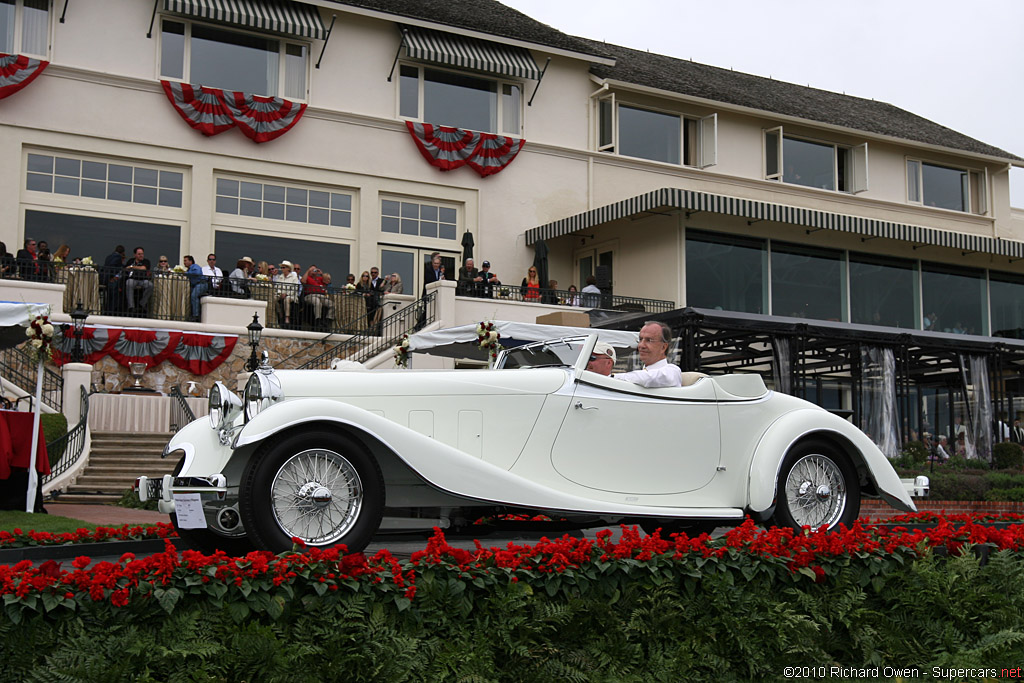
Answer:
[
  {"left": 783, "top": 454, "right": 846, "bottom": 528},
  {"left": 270, "top": 448, "right": 363, "bottom": 545},
  {"left": 772, "top": 440, "right": 860, "bottom": 531}
]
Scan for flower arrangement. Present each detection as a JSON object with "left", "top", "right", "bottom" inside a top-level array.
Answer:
[
  {"left": 476, "top": 321, "right": 502, "bottom": 361},
  {"left": 24, "top": 312, "right": 55, "bottom": 363},
  {"left": 81, "top": 256, "right": 94, "bottom": 267},
  {"left": 344, "top": 283, "right": 357, "bottom": 292},
  {"left": 171, "top": 264, "right": 186, "bottom": 273},
  {"left": 255, "top": 274, "right": 270, "bottom": 282},
  {"left": 394, "top": 333, "right": 410, "bottom": 368}
]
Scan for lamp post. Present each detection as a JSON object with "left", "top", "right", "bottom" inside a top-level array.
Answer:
[
  {"left": 70, "top": 301, "right": 88, "bottom": 363},
  {"left": 245, "top": 312, "right": 263, "bottom": 372}
]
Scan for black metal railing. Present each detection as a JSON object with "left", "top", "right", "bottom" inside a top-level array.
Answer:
[
  {"left": 169, "top": 385, "right": 197, "bottom": 432},
  {"left": 42, "top": 386, "right": 90, "bottom": 485},
  {"left": 299, "top": 292, "right": 436, "bottom": 370},
  {"left": 0, "top": 345, "right": 63, "bottom": 410},
  {"left": 457, "top": 284, "right": 674, "bottom": 313}
]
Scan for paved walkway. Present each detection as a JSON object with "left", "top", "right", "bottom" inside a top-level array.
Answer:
[{"left": 44, "top": 503, "right": 169, "bottom": 526}]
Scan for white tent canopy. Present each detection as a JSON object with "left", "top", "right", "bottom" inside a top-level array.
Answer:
[{"left": 408, "top": 321, "right": 639, "bottom": 360}]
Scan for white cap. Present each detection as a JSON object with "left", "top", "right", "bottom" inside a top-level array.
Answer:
[{"left": 592, "top": 342, "right": 616, "bottom": 363}]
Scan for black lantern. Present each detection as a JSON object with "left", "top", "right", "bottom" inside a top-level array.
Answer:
[
  {"left": 70, "top": 301, "right": 88, "bottom": 363},
  {"left": 245, "top": 312, "right": 263, "bottom": 372}
]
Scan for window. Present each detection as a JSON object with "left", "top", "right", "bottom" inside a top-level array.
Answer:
[
  {"left": 770, "top": 242, "right": 845, "bottom": 321},
  {"left": 906, "top": 159, "right": 986, "bottom": 214},
  {"left": 26, "top": 153, "right": 184, "bottom": 208},
  {"left": 990, "top": 272, "right": 1024, "bottom": 339},
  {"left": 685, "top": 231, "right": 765, "bottom": 314},
  {"left": 764, "top": 127, "right": 867, "bottom": 193},
  {"left": 0, "top": 0, "right": 47, "bottom": 57},
  {"left": 215, "top": 178, "right": 352, "bottom": 228},
  {"left": 160, "top": 19, "right": 307, "bottom": 99},
  {"left": 26, "top": 210, "right": 181, "bottom": 266},
  {"left": 215, "top": 231, "right": 349, "bottom": 281},
  {"left": 597, "top": 94, "right": 716, "bottom": 167},
  {"left": 921, "top": 263, "right": 986, "bottom": 334},
  {"left": 381, "top": 199, "right": 457, "bottom": 240},
  {"left": 399, "top": 64, "right": 520, "bottom": 135},
  {"left": 848, "top": 254, "right": 916, "bottom": 328}
]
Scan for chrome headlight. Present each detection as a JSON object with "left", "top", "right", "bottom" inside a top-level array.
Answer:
[
  {"left": 244, "top": 370, "right": 282, "bottom": 422},
  {"left": 208, "top": 381, "right": 242, "bottom": 431}
]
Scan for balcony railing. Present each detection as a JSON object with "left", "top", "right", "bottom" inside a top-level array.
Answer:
[
  {"left": 42, "top": 386, "right": 90, "bottom": 486},
  {"left": 458, "top": 284, "right": 675, "bottom": 314}
]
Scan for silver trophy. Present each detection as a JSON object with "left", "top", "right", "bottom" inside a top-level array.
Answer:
[{"left": 128, "top": 362, "right": 147, "bottom": 390}]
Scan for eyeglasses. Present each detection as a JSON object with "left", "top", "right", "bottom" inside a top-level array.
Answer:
[
  {"left": 159, "top": 259, "right": 168, "bottom": 263},
  {"left": 638, "top": 336, "right": 666, "bottom": 345},
  {"left": 207, "top": 257, "right": 216, "bottom": 261}
]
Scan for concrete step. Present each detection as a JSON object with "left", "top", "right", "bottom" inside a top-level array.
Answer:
[
  {"left": 56, "top": 493, "right": 123, "bottom": 504},
  {"left": 65, "top": 483, "right": 128, "bottom": 496},
  {"left": 80, "top": 466, "right": 175, "bottom": 477},
  {"left": 86, "top": 457, "right": 172, "bottom": 469}
]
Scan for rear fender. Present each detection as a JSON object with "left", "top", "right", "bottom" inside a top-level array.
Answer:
[{"left": 747, "top": 409, "right": 916, "bottom": 516}]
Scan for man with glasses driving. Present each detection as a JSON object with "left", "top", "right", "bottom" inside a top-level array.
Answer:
[{"left": 612, "top": 321, "right": 682, "bottom": 388}]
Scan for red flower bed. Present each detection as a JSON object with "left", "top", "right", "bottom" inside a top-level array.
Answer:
[{"left": 0, "top": 523, "right": 178, "bottom": 549}]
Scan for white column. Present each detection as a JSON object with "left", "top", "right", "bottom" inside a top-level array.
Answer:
[{"left": 61, "top": 362, "right": 93, "bottom": 425}]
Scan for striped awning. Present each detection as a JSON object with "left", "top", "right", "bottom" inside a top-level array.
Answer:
[
  {"left": 402, "top": 26, "right": 541, "bottom": 81},
  {"left": 163, "top": 0, "right": 326, "bottom": 40},
  {"left": 525, "top": 187, "right": 1024, "bottom": 259}
]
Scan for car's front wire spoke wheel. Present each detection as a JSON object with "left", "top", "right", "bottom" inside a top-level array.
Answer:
[
  {"left": 240, "top": 430, "right": 384, "bottom": 553},
  {"left": 784, "top": 454, "right": 846, "bottom": 528},
  {"left": 772, "top": 440, "right": 860, "bottom": 531},
  {"left": 270, "top": 449, "right": 363, "bottom": 545}
]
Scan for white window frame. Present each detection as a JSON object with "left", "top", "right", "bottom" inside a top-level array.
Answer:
[
  {"left": 380, "top": 195, "right": 461, "bottom": 245},
  {"left": 1, "top": 0, "right": 50, "bottom": 58},
  {"left": 397, "top": 62, "right": 523, "bottom": 136},
  {"left": 763, "top": 127, "right": 868, "bottom": 194},
  {"left": 905, "top": 157, "right": 988, "bottom": 215},
  {"left": 158, "top": 16, "right": 310, "bottom": 100},
  {"left": 214, "top": 175, "right": 354, "bottom": 229},
  {"left": 597, "top": 96, "right": 717, "bottom": 168}
]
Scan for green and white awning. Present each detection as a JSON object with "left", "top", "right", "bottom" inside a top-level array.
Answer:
[
  {"left": 525, "top": 187, "right": 1024, "bottom": 258},
  {"left": 401, "top": 26, "right": 541, "bottom": 80},
  {"left": 163, "top": 0, "right": 327, "bottom": 40}
]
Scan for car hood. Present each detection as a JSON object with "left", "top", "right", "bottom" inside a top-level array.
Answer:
[{"left": 268, "top": 366, "right": 570, "bottom": 398}]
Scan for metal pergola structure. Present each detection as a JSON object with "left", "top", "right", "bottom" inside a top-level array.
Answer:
[{"left": 599, "top": 307, "right": 1024, "bottom": 443}]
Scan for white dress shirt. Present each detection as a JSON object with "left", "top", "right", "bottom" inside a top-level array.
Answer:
[
  {"left": 613, "top": 358, "right": 683, "bottom": 388},
  {"left": 202, "top": 265, "right": 223, "bottom": 287}
]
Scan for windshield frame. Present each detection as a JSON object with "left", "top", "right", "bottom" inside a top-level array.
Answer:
[{"left": 494, "top": 335, "right": 596, "bottom": 371}]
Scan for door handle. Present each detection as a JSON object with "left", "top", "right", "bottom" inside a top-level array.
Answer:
[{"left": 574, "top": 401, "right": 598, "bottom": 410}]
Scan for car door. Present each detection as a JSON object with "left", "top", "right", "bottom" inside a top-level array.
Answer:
[{"left": 550, "top": 373, "right": 721, "bottom": 495}]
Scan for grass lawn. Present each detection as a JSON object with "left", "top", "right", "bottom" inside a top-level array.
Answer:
[{"left": 0, "top": 510, "right": 97, "bottom": 534}]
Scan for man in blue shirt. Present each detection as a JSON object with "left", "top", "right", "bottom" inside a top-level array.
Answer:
[{"left": 184, "top": 254, "right": 206, "bottom": 321}]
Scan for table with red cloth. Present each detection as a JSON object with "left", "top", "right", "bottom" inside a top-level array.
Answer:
[{"left": 0, "top": 409, "right": 50, "bottom": 479}]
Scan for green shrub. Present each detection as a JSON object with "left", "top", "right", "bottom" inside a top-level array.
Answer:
[
  {"left": 993, "top": 441, "right": 1024, "bottom": 470},
  {"left": 115, "top": 488, "right": 158, "bottom": 511},
  {"left": 892, "top": 440, "right": 929, "bottom": 468},
  {"left": 985, "top": 487, "right": 1024, "bottom": 502},
  {"left": 38, "top": 412, "right": 67, "bottom": 443}
]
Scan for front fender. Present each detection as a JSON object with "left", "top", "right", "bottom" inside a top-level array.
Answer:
[{"left": 747, "top": 409, "right": 916, "bottom": 516}]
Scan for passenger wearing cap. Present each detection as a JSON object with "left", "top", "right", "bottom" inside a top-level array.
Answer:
[
  {"left": 274, "top": 260, "right": 300, "bottom": 325},
  {"left": 586, "top": 342, "right": 616, "bottom": 376},
  {"left": 478, "top": 260, "right": 500, "bottom": 298},
  {"left": 228, "top": 256, "right": 255, "bottom": 297}
]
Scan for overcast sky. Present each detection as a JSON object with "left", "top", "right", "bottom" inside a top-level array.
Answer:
[{"left": 500, "top": 0, "right": 1024, "bottom": 207}]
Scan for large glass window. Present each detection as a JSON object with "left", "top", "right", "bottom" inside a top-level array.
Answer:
[
  {"left": 215, "top": 177, "right": 351, "bottom": 228},
  {"left": 783, "top": 137, "right": 837, "bottom": 190},
  {"left": 160, "top": 19, "right": 307, "bottom": 99},
  {"left": 214, "top": 231, "right": 349, "bottom": 281},
  {"left": 907, "top": 160, "right": 986, "bottom": 214},
  {"left": 381, "top": 199, "right": 457, "bottom": 240},
  {"left": 921, "top": 263, "right": 985, "bottom": 334},
  {"left": 598, "top": 96, "right": 716, "bottom": 167},
  {"left": 0, "top": 0, "right": 48, "bottom": 57},
  {"left": 25, "top": 210, "right": 181, "bottom": 265},
  {"left": 989, "top": 273, "right": 1024, "bottom": 339},
  {"left": 399, "top": 65, "right": 520, "bottom": 135},
  {"left": 849, "top": 254, "right": 916, "bottom": 328},
  {"left": 685, "top": 230, "right": 765, "bottom": 314},
  {"left": 26, "top": 153, "right": 184, "bottom": 208},
  {"left": 771, "top": 242, "right": 844, "bottom": 321}
]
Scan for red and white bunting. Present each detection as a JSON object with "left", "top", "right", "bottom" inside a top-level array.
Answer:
[
  {"left": 0, "top": 53, "right": 48, "bottom": 100},
  {"left": 406, "top": 121, "right": 525, "bottom": 177},
  {"left": 219, "top": 90, "right": 307, "bottom": 143}
]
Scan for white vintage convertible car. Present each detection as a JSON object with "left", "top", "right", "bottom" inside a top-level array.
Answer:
[{"left": 137, "top": 331, "right": 916, "bottom": 553}]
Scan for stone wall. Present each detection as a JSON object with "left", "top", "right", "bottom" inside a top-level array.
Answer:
[{"left": 859, "top": 498, "right": 1024, "bottom": 521}]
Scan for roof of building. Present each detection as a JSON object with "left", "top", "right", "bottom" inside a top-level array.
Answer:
[
  {"left": 586, "top": 40, "right": 1021, "bottom": 162},
  {"left": 327, "top": 0, "right": 608, "bottom": 60}
]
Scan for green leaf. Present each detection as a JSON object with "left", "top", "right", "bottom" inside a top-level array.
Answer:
[
  {"left": 227, "top": 601, "right": 250, "bottom": 623},
  {"left": 394, "top": 597, "right": 412, "bottom": 612},
  {"left": 266, "top": 595, "right": 285, "bottom": 620},
  {"left": 157, "top": 587, "right": 182, "bottom": 614}
]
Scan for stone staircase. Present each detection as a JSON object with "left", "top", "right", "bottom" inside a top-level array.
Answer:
[{"left": 56, "top": 431, "right": 177, "bottom": 504}]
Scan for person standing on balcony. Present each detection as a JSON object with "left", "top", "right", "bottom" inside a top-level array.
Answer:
[
  {"left": 384, "top": 272, "right": 403, "bottom": 294},
  {"left": 202, "top": 254, "right": 223, "bottom": 293},
  {"left": 15, "top": 237, "right": 39, "bottom": 281},
  {"left": 156, "top": 255, "right": 171, "bottom": 272},
  {"left": 101, "top": 245, "right": 125, "bottom": 314},
  {"left": 423, "top": 252, "right": 445, "bottom": 289},
  {"left": 303, "top": 264, "right": 333, "bottom": 325},
  {"left": 124, "top": 246, "right": 153, "bottom": 316},
  {"left": 184, "top": 255, "right": 205, "bottom": 321},
  {"left": 520, "top": 266, "right": 541, "bottom": 301},
  {"left": 581, "top": 275, "right": 601, "bottom": 307},
  {"left": 478, "top": 261, "right": 500, "bottom": 298},
  {"left": 228, "top": 257, "right": 255, "bottom": 297},
  {"left": 457, "top": 258, "right": 480, "bottom": 296}
]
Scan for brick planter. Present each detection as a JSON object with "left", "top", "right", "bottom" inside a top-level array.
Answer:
[{"left": 859, "top": 498, "right": 1024, "bottom": 521}]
